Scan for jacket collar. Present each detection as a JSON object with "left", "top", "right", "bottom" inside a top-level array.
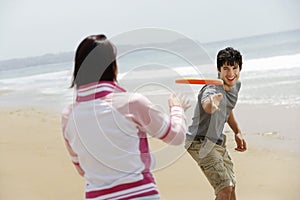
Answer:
[{"left": 76, "top": 81, "right": 126, "bottom": 102}]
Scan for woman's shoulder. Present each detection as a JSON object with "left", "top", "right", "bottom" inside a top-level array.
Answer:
[
  {"left": 126, "top": 93, "right": 151, "bottom": 105},
  {"left": 112, "top": 92, "right": 152, "bottom": 107}
]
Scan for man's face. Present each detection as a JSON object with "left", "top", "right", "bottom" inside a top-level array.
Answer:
[{"left": 219, "top": 62, "right": 240, "bottom": 90}]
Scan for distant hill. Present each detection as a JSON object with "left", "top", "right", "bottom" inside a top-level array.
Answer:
[
  {"left": 1, "top": 29, "right": 299, "bottom": 71},
  {"left": 0, "top": 52, "right": 74, "bottom": 72}
]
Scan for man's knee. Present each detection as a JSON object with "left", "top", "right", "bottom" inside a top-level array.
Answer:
[{"left": 216, "top": 186, "right": 234, "bottom": 199}]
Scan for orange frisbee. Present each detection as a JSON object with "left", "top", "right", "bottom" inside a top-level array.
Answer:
[{"left": 175, "top": 78, "right": 223, "bottom": 85}]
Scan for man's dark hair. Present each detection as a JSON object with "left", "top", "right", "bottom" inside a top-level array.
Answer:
[{"left": 217, "top": 47, "right": 243, "bottom": 71}]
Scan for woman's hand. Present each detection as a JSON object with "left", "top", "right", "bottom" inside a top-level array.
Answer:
[{"left": 168, "top": 93, "right": 191, "bottom": 111}]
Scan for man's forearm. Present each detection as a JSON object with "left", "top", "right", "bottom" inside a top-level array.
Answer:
[{"left": 227, "top": 111, "right": 241, "bottom": 134}]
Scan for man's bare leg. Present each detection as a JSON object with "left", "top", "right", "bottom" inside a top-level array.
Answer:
[
  {"left": 230, "top": 187, "right": 236, "bottom": 200},
  {"left": 215, "top": 186, "right": 233, "bottom": 200}
]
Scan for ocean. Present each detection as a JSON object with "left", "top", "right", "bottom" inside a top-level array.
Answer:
[{"left": 0, "top": 30, "right": 300, "bottom": 111}]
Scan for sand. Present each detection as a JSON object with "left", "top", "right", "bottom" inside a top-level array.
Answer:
[{"left": 1, "top": 104, "right": 299, "bottom": 200}]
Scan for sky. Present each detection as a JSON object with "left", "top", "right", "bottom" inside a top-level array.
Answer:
[{"left": 0, "top": 0, "right": 300, "bottom": 60}]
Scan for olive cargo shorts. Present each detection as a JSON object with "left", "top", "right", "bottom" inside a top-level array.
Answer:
[{"left": 185, "top": 136, "right": 236, "bottom": 194}]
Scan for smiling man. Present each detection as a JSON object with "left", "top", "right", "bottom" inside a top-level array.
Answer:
[{"left": 185, "top": 47, "right": 247, "bottom": 200}]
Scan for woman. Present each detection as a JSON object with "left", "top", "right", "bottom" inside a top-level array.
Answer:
[{"left": 62, "top": 34, "right": 190, "bottom": 200}]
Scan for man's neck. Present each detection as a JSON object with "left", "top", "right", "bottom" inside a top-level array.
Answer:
[{"left": 223, "top": 84, "right": 233, "bottom": 92}]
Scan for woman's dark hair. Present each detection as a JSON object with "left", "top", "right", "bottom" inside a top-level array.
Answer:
[
  {"left": 71, "top": 34, "right": 118, "bottom": 88},
  {"left": 217, "top": 47, "right": 243, "bottom": 72}
]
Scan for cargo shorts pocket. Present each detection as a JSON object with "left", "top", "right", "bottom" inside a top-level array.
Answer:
[{"left": 200, "top": 157, "right": 230, "bottom": 188}]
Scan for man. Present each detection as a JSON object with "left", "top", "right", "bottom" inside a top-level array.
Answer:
[{"left": 186, "top": 47, "right": 247, "bottom": 200}]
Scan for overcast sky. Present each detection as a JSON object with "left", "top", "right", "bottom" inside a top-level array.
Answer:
[{"left": 0, "top": 0, "right": 299, "bottom": 60}]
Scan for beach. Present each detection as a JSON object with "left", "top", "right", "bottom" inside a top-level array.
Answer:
[
  {"left": 1, "top": 102, "right": 299, "bottom": 200},
  {"left": 1, "top": 30, "right": 300, "bottom": 199}
]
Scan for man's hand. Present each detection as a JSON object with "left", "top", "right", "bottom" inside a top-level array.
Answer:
[
  {"left": 234, "top": 133, "right": 247, "bottom": 152},
  {"left": 202, "top": 93, "right": 223, "bottom": 114}
]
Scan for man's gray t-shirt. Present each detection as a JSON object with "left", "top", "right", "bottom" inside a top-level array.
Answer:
[{"left": 187, "top": 81, "right": 241, "bottom": 144}]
